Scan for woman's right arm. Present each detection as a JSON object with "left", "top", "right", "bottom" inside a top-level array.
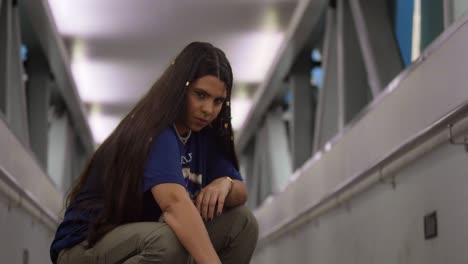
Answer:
[{"left": 151, "top": 183, "right": 221, "bottom": 264}]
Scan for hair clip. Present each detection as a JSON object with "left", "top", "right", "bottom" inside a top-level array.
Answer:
[
  {"left": 226, "top": 101, "right": 230, "bottom": 106},
  {"left": 185, "top": 81, "right": 190, "bottom": 87},
  {"left": 224, "top": 123, "right": 228, "bottom": 128}
]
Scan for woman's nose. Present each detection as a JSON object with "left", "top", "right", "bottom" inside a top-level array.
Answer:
[{"left": 201, "top": 102, "right": 214, "bottom": 116}]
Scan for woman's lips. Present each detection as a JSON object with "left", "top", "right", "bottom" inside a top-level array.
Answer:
[{"left": 195, "top": 118, "right": 209, "bottom": 126}]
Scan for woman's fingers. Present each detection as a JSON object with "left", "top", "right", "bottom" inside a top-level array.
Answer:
[
  {"left": 195, "top": 178, "right": 232, "bottom": 220},
  {"left": 216, "top": 194, "right": 226, "bottom": 216},
  {"left": 207, "top": 192, "right": 219, "bottom": 220},
  {"left": 201, "top": 192, "right": 211, "bottom": 220}
]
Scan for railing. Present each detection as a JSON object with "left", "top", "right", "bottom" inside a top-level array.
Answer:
[
  {"left": 0, "top": 166, "right": 60, "bottom": 231},
  {"left": 257, "top": 100, "right": 468, "bottom": 248}
]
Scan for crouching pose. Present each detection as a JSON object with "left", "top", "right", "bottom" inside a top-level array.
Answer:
[{"left": 50, "top": 42, "right": 259, "bottom": 264}]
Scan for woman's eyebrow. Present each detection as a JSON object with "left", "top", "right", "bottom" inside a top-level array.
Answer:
[
  {"left": 193, "top": 87, "right": 209, "bottom": 95},
  {"left": 194, "top": 87, "right": 226, "bottom": 100}
]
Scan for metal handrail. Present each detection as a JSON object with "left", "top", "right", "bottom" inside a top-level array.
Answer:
[
  {"left": 257, "top": 100, "right": 468, "bottom": 247},
  {"left": 0, "top": 166, "right": 60, "bottom": 230},
  {"left": 20, "top": 0, "right": 95, "bottom": 154}
]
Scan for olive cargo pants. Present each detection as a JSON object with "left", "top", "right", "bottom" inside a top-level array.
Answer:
[{"left": 57, "top": 206, "right": 259, "bottom": 264}]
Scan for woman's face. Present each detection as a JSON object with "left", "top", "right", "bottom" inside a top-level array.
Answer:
[{"left": 177, "top": 75, "right": 227, "bottom": 134}]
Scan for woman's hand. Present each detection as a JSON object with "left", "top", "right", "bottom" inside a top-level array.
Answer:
[{"left": 195, "top": 177, "right": 233, "bottom": 221}]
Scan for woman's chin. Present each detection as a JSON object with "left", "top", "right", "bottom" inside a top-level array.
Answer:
[{"left": 189, "top": 124, "right": 205, "bottom": 132}]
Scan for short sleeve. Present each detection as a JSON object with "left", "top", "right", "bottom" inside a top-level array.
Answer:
[
  {"left": 143, "top": 127, "right": 185, "bottom": 192},
  {"left": 206, "top": 140, "right": 243, "bottom": 184}
]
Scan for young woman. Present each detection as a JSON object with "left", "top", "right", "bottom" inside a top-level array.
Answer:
[{"left": 50, "top": 42, "right": 258, "bottom": 264}]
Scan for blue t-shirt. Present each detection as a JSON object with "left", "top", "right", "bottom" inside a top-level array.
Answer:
[{"left": 50, "top": 127, "right": 242, "bottom": 263}]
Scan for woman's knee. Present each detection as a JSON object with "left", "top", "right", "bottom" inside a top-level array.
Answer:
[{"left": 230, "top": 206, "right": 259, "bottom": 240}]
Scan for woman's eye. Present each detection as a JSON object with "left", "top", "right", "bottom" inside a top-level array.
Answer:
[
  {"left": 196, "top": 92, "right": 206, "bottom": 99},
  {"left": 214, "top": 99, "right": 224, "bottom": 105}
]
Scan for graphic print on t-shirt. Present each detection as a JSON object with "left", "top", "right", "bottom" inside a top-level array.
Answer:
[
  {"left": 181, "top": 152, "right": 202, "bottom": 200},
  {"left": 181, "top": 153, "right": 192, "bottom": 164}
]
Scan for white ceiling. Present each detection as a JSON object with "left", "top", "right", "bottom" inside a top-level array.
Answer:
[{"left": 48, "top": 0, "right": 298, "bottom": 143}]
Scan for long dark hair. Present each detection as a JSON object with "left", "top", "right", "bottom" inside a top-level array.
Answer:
[{"left": 67, "top": 42, "right": 239, "bottom": 246}]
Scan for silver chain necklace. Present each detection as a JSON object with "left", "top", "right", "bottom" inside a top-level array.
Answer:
[{"left": 173, "top": 124, "right": 191, "bottom": 145}]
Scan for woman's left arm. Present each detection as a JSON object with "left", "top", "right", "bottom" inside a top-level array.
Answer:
[
  {"left": 195, "top": 177, "right": 248, "bottom": 221},
  {"left": 224, "top": 179, "right": 248, "bottom": 208}
]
